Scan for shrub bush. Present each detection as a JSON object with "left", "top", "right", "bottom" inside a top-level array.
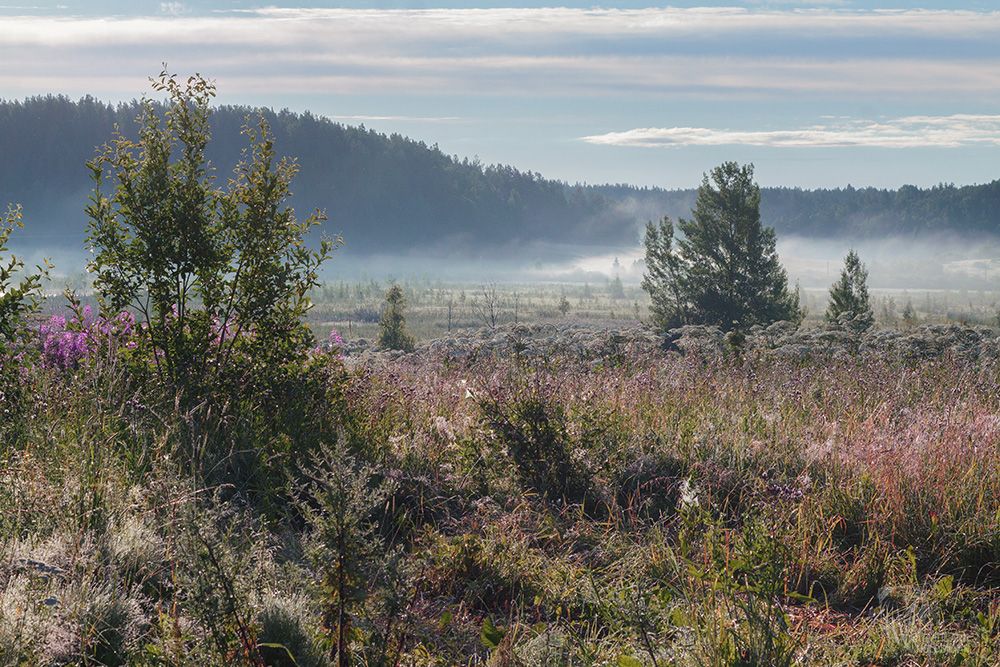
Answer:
[
  {"left": 477, "top": 372, "right": 599, "bottom": 512},
  {"left": 85, "top": 70, "right": 335, "bottom": 481}
]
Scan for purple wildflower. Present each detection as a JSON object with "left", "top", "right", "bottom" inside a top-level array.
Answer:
[{"left": 38, "top": 308, "right": 140, "bottom": 371}]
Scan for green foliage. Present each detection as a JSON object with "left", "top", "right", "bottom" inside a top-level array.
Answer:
[
  {"left": 378, "top": 284, "right": 415, "bottom": 351},
  {"left": 86, "top": 69, "right": 333, "bottom": 406},
  {"left": 0, "top": 204, "right": 47, "bottom": 352},
  {"left": 172, "top": 499, "right": 270, "bottom": 664},
  {"left": 902, "top": 299, "right": 918, "bottom": 327},
  {"left": 480, "top": 616, "right": 506, "bottom": 649},
  {"left": 293, "top": 442, "right": 398, "bottom": 666},
  {"left": 557, "top": 293, "right": 572, "bottom": 317},
  {"left": 826, "top": 249, "right": 874, "bottom": 331},
  {"left": 642, "top": 162, "right": 800, "bottom": 332},
  {"left": 642, "top": 215, "right": 688, "bottom": 330},
  {"left": 4, "top": 333, "right": 1000, "bottom": 664},
  {"left": 256, "top": 596, "right": 327, "bottom": 667},
  {"left": 0, "top": 204, "right": 47, "bottom": 440},
  {"left": 476, "top": 374, "right": 598, "bottom": 512},
  {"left": 609, "top": 274, "right": 626, "bottom": 300},
  {"left": 678, "top": 509, "right": 803, "bottom": 667}
]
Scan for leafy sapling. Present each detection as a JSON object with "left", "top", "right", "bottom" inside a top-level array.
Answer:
[
  {"left": 86, "top": 69, "right": 334, "bottom": 402},
  {"left": 0, "top": 205, "right": 48, "bottom": 353}
]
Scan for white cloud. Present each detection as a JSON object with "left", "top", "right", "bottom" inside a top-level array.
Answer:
[
  {"left": 159, "top": 2, "right": 184, "bottom": 17},
  {"left": 330, "top": 114, "right": 462, "bottom": 123},
  {"left": 581, "top": 115, "right": 1000, "bottom": 149},
  {"left": 235, "top": 6, "right": 1000, "bottom": 38},
  {"left": 5, "top": 7, "right": 1000, "bottom": 47},
  {"left": 0, "top": 7, "right": 999, "bottom": 100},
  {"left": 744, "top": 0, "right": 851, "bottom": 5}
]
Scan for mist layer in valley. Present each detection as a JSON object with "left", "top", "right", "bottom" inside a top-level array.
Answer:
[{"left": 19, "top": 233, "right": 1000, "bottom": 300}]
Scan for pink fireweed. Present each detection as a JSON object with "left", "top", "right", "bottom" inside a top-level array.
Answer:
[
  {"left": 38, "top": 307, "right": 137, "bottom": 370},
  {"left": 311, "top": 328, "right": 346, "bottom": 360}
]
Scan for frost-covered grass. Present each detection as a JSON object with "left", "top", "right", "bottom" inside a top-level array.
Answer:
[{"left": 1, "top": 332, "right": 999, "bottom": 665}]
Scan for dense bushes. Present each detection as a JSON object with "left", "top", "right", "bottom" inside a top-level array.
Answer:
[
  {"left": 81, "top": 71, "right": 337, "bottom": 493},
  {"left": 476, "top": 372, "right": 598, "bottom": 510}
]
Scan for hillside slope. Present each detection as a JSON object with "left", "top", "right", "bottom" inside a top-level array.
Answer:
[{"left": 2, "top": 96, "right": 999, "bottom": 255}]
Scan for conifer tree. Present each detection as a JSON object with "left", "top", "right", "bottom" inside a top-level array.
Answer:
[
  {"left": 825, "top": 250, "right": 874, "bottom": 331},
  {"left": 609, "top": 274, "right": 625, "bottom": 300},
  {"left": 557, "top": 293, "right": 571, "bottom": 317},
  {"left": 642, "top": 162, "right": 800, "bottom": 331},
  {"left": 902, "top": 299, "right": 918, "bottom": 328},
  {"left": 378, "top": 284, "right": 415, "bottom": 351}
]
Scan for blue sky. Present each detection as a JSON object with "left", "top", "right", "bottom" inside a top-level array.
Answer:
[{"left": 3, "top": 1, "right": 1000, "bottom": 188}]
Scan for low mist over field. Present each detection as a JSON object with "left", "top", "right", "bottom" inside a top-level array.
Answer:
[{"left": 23, "top": 232, "right": 1000, "bottom": 296}]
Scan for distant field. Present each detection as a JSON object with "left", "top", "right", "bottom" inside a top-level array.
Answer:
[
  {"left": 307, "top": 280, "right": 1000, "bottom": 343},
  {"left": 39, "top": 277, "right": 1000, "bottom": 344}
]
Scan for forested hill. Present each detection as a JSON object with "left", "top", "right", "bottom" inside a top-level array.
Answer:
[{"left": 3, "top": 95, "right": 1000, "bottom": 255}]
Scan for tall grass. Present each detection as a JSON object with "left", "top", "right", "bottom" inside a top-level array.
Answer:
[{"left": 1, "top": 332, "right": 998, "bottom": 664}]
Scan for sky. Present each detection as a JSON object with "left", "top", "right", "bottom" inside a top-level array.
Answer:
[{"left": 2, "top": 1, "right": 1000, "bottom": 189}]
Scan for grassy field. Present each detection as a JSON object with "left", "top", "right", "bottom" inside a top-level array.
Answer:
[
  {"left": 2, "top": 299, "right": 999, "bottom": 664},
  {"left": 41, "top": 273, "right": 1000, "bottom": 344},
  {"left": 304, "top": 278, "right": 1000, "bottom": 344}
]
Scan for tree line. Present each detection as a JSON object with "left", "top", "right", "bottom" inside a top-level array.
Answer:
[
  {"left": 0, "top": 95, "right": 617, "bottom": 253},
  {"left": 2, "top": 95, "right": 999, "bottom": 255}
]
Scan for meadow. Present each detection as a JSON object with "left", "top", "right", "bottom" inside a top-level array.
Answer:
[
  {"left": 303, "top": 278, "right": 1000, "bottom": 344},
  {"left": 2, "top": 296, "right": 999, "bottom": 665}
]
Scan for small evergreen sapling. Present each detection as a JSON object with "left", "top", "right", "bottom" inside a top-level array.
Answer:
[
  {"left": 826, "top": 250, "right": 874, "bottom": 331},
  {"left": 557, "top": 293, "right": 571, "bottom": 317},
  {"left": 609, "top": 274, "right": 626, "bottom": 300},
  {"left": 378, "top": 284, "right": 415, "bottom": 352},
  {"left": 902, "top": 299, "right": 918, "bottom": 327},
  {"left": 293, "top": 443, "right": 396, "bottom": 667}
]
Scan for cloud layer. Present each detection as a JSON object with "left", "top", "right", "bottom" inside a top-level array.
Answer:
[
  {"left": 582, "top": 115, "right": 1000, "bottom": 149},
  {"left": 2, "top": 5, "right": 999, "bottom": 188},
  {"left": 1, "top": 7, "right": 999, "bottom": 98}
]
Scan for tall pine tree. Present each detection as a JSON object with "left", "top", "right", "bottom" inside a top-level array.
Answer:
[
  {"left": 825, "top": 249, "right": 874, "bottom": 331},
  {"left": 642, "top": 162, "right": 800, "bottom": 331}
]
